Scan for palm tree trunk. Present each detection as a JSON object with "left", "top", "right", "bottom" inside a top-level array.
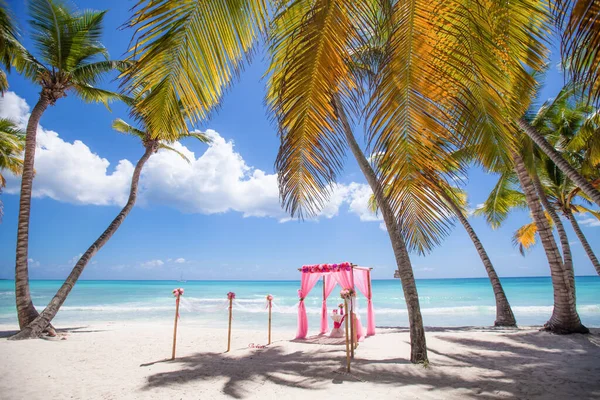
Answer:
[
  {"left": 335, "top": 98, "right": 427, "bottom": 363},
  {"left": 518, "top": 118, "right": 600, "bottom": 207},
  {"left": 531, "top": 170, "right": 575, "bottom": 293},
  {"left": 565, "top": 209, "right": 600, "bottom": 275},
  {"left": 439, "top": 191, "right": 516, "bottom": 327},
  {"left": 14, "top": 95, "right": 49, "bottom": 329},
  {"left": 511, "top": 150, "right": 587, "bottom": 334},
  {"left": 10, "top": 144, "right": 155, "bottom": 340}
]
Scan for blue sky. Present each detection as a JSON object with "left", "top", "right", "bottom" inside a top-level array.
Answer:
[{"left": 0, "top": 0, "right": 598, "bottom": 281}]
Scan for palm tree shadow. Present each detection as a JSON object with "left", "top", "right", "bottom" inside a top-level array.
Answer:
[{"left": 138, "top": 329, "right": 600, "bottom": 399}]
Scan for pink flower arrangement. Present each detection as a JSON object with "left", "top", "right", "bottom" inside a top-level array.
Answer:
[
  {"left": 340, "top": 288, "right": 356, "bottom": 299},
  {"left": 301, "top": 262, "right": 352, "bottom": 273},
  {"left": 227, "top": 292, "right": 236, "bottom": 300},
  {"left": 266, "top": 294, "right": 274, "bottom": 302},
  {"left": 338, "top": 303, "right": 344, "bottom": 308},
  {"left": 172, "top": 288, "right": 184, "bottom": 297}
]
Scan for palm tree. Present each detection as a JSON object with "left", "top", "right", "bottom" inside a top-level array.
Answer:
[
  {"left": 438, "top": 187, "right": 517, "bottom": 327},
  {"left": 479, "top": 155, "right": 588, "bottom": 333},
  {"left": 6, "top": 0, "right": 127, "bottom": 329},
  {"left": 512, "top": 161, "right": 600, "bottom": 274},
  {"left": 0, "top": 118, "right": 24, "bottom": 219},
  {"left": 126, "top": 0, "right": 551, "bottom": 360},
  {"left": 0, "top": 0, "right": 19, "bottom": 92},
  {"left": 11, "top": 112, "right": 210, "bottom": 339}
]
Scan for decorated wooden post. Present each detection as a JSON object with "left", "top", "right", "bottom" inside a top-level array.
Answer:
[
  {"left": 171, "top": 288, "right": 184, "bottom": 360},
  {"left": 267, "top": 294, "right": 273, "bottom": 345},
  {"left": 227, "top": 292, "right": 235, "bottom": 352},
  {"left": 343, "top": 297, "right": 351, "bottom": 372}
]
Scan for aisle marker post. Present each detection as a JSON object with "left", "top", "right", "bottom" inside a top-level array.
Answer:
[
  {"left": 171, "top": 288, "right": 184, "bottom": 360},
  {"left": 267, "top": 294, "right": 273, "bottom": 345},
  {"left": 227, "top": 292, "right": 235, "bottom": 352}
]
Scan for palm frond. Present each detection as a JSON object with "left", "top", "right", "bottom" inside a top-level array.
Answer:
[
  {"left": 512, "top": 221, "right": 538, "bottom": 256},
  {"left": 158, "top": 143, "right": 190, "bottom": 163},
  {"left": 267, "top": 0, "right": 371, "bottom": 218},
  {"left": 571, "top": 204, "right": 600, "bottom": 220},
  {"left": 73, "top": 84, "right": 128, "bottom": 110},
  {"left": 475, "top": 171, "right": 528, "bottom": 229},
  {"left": 111, "top": 118, "right": 147, "bottom": 140},
  {"left": 123, "top": 0, "right": 268, "bottom": 140},
  {"left": 554, "top": 0, "right": 600, "bottom": 105},
  {"left": 0, "top": 117, "right": 25, "bottom": 184},
  {"left": 70, "top": 60, "right": 131, "bottom": 86}
]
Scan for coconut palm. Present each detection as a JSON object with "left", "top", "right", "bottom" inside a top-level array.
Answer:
[
  {"left": 6, "top": 0, "right": 128, "bottom": 329},
  {"left": 512, "top": 160, "right": 600, "bottom": 274},
  {"left": 11, "top": 110, "right": 210, "bottom": 339},
  {"left": 0, "top": 118, "right": 24, "bottom": 220}
]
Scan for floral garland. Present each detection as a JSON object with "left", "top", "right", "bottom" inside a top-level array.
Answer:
[
  {"left": 227, "top": 292, "right": 236, "bottom": 300},
  {"left": 340, "top": 288, "right": 356, "bottom": 299},
  {"left": 172, "top": 288, "right": 184, "bottom": 297},
  {"left": 301, "top": 261, "right": 352, "bottom": 273}
]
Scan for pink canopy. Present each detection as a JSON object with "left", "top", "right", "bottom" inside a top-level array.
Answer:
[{"left": 296, "top": 262, "right": 375, "bottom": 339}]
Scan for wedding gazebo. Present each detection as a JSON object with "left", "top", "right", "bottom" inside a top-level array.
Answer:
[{"left": 296, "top": 262, "right": 375, "bottom": 339}]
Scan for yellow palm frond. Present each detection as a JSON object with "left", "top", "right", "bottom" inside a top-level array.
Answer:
[
  {"left": 512, "top": 211, "right": 554, "bottom": 255},
  {"left": 267, "top": 0, "right": 372, "bottom": 218},
  {"left": 124, "top": 0, "right": 268, "bottom": 140}
]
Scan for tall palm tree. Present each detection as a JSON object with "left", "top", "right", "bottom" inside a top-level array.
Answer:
[
  {"left": 11, "top": 111, "right": 210, "bottom": 339},
  {"left": 125, "top": 0, "right": 551, "bottom": 360},
  {"left": 512, "top": 161, "right": 600, "bottom": 274},
  {"left": 438, "top": 187, "right": 517, "bottom": 327},
  {"left": 6, "top": 0, "right": 127, "bottom": 329},
  {"left": 0, "top": 118, "right": 24, "bottom": 219},
  {"left": 479, "top": 155, "right": 588, "bottom": 333}
]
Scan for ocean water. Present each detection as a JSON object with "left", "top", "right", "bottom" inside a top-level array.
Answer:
[{"left": 0, "top": 277, "right": 598, "bottom": 331}]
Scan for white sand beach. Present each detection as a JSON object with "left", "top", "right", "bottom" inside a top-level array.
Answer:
[{"left": 1, "top": 322, "right": 599, "bottom": 399}]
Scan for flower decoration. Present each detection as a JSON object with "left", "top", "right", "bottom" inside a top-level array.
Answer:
[
  {"left": 227, "top": 291, "right": 236, "bottom": 300},
  {"left": 340, "top": 288, "right": 355, "bottom": 299},
  {"left": 301, "top": 262, "right": 353, "bottom": 273},
  {"left": 266, "top": 294, "right": 274, "bottom": 302},
  {"left": 172, "top": 288, "right": 184, "bottom": 297},
  {"left": 338, "top": 303, "right": 344, "bottom": 308}
]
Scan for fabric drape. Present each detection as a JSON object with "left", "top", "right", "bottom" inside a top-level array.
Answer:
[
  {"left": 320, "top": 275, "right": 338, "bottom": 334},
  {"left": 296, "top": 272, "right": 322, "bottom": 339},
  {"left": 354, "top": 269, "right": 375, "bottom": 336}
]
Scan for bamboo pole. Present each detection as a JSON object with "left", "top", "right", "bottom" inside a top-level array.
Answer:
[
  {"left": 350, "top": 267, "right": 355, "bottom": 358},
  {"left": 227, "top": 297, "right": 233, "bottom": 352},
  {"left": 344, "top": 298, "right": 351, "bottom": 372},
  {"left": 171, "top": 293, "right": 181, "bottom": 360},
  {"left": 268, "top": 298, "right": 272, "bottom": 345}
]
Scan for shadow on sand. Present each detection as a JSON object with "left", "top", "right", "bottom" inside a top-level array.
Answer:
[{"left": 138, "top": 327, "right": 600, "bottom": 399}]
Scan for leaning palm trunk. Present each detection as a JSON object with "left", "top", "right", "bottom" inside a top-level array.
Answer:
[
  {"left": 565, "top": 210, "right": 600, "bottom": 275},
  {"left": 335, "top": 99, "right": 427, "bottom": 363},
  {"left": 11, "top": 143, "right": 156, "bottom": 340},
  {"left": 439, "top": 191, "right": 516, "bottom": 327},
  {"left": 14, "top": 96, "right": 50, "bottom": 329},
  {"left": 518, "top": 119, "right": 600, "bottom": 207},
  {"left": 531, "top": 171, "right": 575, "bottom": 292},
  {"left": 511, "top": 151, "right": 587, "bottom": 334}
]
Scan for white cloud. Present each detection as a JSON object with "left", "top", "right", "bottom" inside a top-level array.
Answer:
[
  {"left": 1, "top": 92, "right": 133, "bottom": 206},
  {"left": 578, "top": 217, "right": 600, "bottom": 228},
  {"left": 0, "top": 91, "right": 394, "bottom": 225},
  {"left": 27, "top": 258, "right": 40, "bottom": 268},
  {"left": 140, "top": 259, "right": 164, "bottom": 268},
  {"left": 174, "top": 258, "right": 186, "bottom": 264},
  {"left": 68, "top": 253, "right": 83, "bottom": 265}
]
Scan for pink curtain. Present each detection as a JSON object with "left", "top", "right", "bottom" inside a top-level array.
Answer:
[
  {"left": 354, "top": 269, "right": 375, "bottom": 336},
  {"left": 331, "top": 268, "right": 354, "bottom": 290},
  {"left": 296, "top": 272, "right": 322, "bottom": 339},
  {"left": 320, "top": 276, "right": 338, "bottom": 334}
]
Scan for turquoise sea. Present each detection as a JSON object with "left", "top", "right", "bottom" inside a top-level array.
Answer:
[{"left": 0, "top": 277, "right": 598, "bottom": 330}]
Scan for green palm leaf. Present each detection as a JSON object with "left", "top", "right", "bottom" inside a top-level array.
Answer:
[{"left": 123, "top": 0, "right": 268, "bottom": 140}]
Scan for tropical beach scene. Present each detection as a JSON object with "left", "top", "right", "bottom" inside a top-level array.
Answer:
[{"left": 0, "top": 0, "right": 599, "bottom": 399}]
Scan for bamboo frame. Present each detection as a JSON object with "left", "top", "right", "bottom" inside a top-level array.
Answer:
[
  {"left": 227, "top": 297, "right": 233, "bottom": 352},
  {"left": 350, "top": 267, "right": 355, "bottom": 359},
  {"left": 171, "top": 294, "right": 180, "bottom": 360},
  {"left": 268, "top": 298, "right": 272, "bottom": 345},
  {"left": 344, "top": 298, "right": 351, "bottom": 372}
]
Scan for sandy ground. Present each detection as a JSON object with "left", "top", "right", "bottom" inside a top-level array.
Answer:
[{"left": 1, "top": 322, "right": 599, "bottom": 399}]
